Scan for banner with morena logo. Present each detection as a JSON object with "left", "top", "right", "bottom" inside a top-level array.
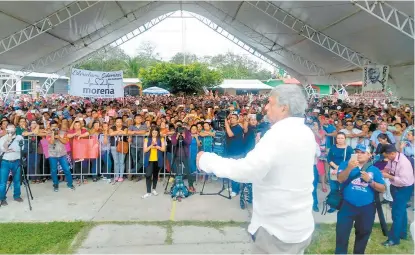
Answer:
[{"left": 69, "top": 68, "right": 123, "bottom": 98}]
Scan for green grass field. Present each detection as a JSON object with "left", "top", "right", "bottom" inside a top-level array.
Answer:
[{"left": 0, "top": 221, "right": 413, "bottom": 254}]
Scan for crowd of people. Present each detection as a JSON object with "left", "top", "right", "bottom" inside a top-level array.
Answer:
[{"left": 0, "top": 87, "right": 414, "bottom": 253}]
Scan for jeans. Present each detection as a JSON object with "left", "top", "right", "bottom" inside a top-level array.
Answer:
[
  {"left": 130, "top": 147, "right": 144, "bottom": 174},
  {"left": 312, "top": 165, "right": 319, "bottom": 207},
  {"left": 111, "top": 147, "right": 126, "bottom": 179},
  {"left": 28, "top": 153, "right": 40, "bottom": 181},
  {"left": 92, "top": 150, "right": 112, "bottom": 178},
  {"left": 49, "top": 156, "right": 73, "bottom": 187},
  {"left": 388, "top": 184, "right": 414, "bottom": 244},
  {"left": 0, "top": 160, "right": 21, "bottom": 200},
  {"left": 335, "top": 201, "right": 376, "bottom": 254},
  {"left": 229, "top": 154, "right": 244, "bottom": 195}
]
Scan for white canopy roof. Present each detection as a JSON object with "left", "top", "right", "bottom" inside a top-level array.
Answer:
[
  {"left": 142, "top": 86, "right": 170, "bottom": 95},
  {"left": 218, "top": 79, "right": 273, "bottom": 90},
  {"left": 0, "top": 1, "right": 413, "bottom": 101},
  {"left": 0, "top": 68, "right": 69, "bottom": 80}
]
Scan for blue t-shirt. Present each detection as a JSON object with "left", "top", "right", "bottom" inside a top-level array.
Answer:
[
  {"left": 257, "top": 122, "right": 270, "bottom": 138},
  {"left": 227, "top": 124, "right": 245, "bottom": 157},
  {"left": 323, "top": 124, "right": 336, "bottom": 149},
  {"left": 370, "top": 130, "right": 396, "bottom": 146},
  {"left": 338, "top": 162, "right": 385, "bottom": 207},
  {"left": 327, "top": 145, "right": 353, "bottom": 166}
]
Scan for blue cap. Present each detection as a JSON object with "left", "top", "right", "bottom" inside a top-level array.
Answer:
[{"left": 355, "top": 144, "right": 370, "bottom": 153}]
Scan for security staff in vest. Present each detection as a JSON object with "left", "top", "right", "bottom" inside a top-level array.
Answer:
[
  {"left": 381, "top": 144, "right": 414, "bottom": 247},
  {"left": 335, "top": 144, "right": 386, "bottom": 254},
  {"left": 0, "top": 124, "right": 25, "bottom": 206}
]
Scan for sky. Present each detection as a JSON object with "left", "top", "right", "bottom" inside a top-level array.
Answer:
[{"left": 118, "top": 11, "right": 275, "bottom": 72}]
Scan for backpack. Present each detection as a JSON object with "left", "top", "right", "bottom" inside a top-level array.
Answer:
[
  {"left": 170, "top": 175, "right": 189, "bottom": 200},
  {"left": 322, "top": 162, "right": 372, "bottom": 215}
]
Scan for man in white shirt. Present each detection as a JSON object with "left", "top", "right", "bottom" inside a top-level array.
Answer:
[
  {"left": 196, "top": 85, "right": 316, "bottom": 254},
  {"left": 0, "top": 124, "right": 25, "bottom": 206}
]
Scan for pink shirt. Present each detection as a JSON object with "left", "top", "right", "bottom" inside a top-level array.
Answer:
[{"left": 386, "top": 152, "right": 414, "bottom": 187}]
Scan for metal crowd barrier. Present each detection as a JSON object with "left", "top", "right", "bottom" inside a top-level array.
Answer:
[{"left": 21, "top": 134, "right": 207, "bottom": 184}]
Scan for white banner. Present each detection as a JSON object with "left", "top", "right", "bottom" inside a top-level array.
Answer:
[
  {"left": 70, "top": 68, "right": 123, "bottom": 98},
  {"left": 362, "top": 65, "right": 389, "bottom": 91}
]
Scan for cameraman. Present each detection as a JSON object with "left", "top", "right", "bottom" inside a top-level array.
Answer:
[
  {"left": 225, "top": 113, "right": 245, "bottom": 197},
  {"left": 47, "top": 121, "right": 74, "bottom": 192},
  {"left": 171, "top": 120, "right": 195, "bottom": 193},
  {"left": 0, "top": 124, "right": 24, "bottom": 206}
]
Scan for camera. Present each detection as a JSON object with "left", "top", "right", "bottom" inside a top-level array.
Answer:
[
  {"left": 176, "top": 126, "right": 185, "bottom": 134},
  {"left": 212, "top": 110, "right": 229, "bottom": 131}
]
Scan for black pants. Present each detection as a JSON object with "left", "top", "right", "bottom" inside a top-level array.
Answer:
[
  {"left": 335, "top": 201, "right": 376, "bottom": 254},
  {"left": 145, "top": 161, "right": 160, "bottom": 193}
]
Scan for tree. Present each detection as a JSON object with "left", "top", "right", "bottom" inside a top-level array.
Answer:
[
  {"left": 207, "top": 52, "right": 272, "bottom": 80},
  {"left": 139, "top": 62, "right": 223, "bottom": 94},
  {"left": 170, "top": 52, "right": 198, "bottom": 65}
]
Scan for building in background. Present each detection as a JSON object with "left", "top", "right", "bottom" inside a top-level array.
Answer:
[
  {"left": 0, "top": 69, "right": 69, "bottom": 95},
  {"left": 0, "top": 69, "right": 142, "bottom": 96},
  {"left": 214, "top": 79, "right": 273, "bottom": 95}
]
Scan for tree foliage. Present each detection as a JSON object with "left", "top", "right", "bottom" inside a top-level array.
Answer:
[
  {"left": 139, "top": 62, "right": 223, "bottom": 94},
  {"left": 204, "top": 52, "right": 272, "bottom": 80},
  {"left": 170, "top": 52, "right": 198, "bottom": 65},
  {"left": 74, "top": 42, "right": 278, "bottom": 91}
]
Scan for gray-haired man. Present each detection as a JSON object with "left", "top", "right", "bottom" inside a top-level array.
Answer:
[{"left": 197, "top": 85, "right": 315, "bottom": 254}]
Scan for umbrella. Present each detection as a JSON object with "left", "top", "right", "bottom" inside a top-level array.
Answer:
[{"left": 142, "top": 86, "right": 170, "bottom": 95}]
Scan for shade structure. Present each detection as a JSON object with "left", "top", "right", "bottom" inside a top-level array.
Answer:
[
  {"left": 0, "top": 1, "right": 412, "bottom": 102},
  {"left": 142, "top": 86, "right": 170, "bottom": 95}
]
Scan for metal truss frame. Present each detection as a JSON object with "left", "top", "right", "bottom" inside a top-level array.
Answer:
[
  {"left": 193, "top": 3, "right": 306, "bottom": 82},
  {"left": 39, "top": 74, "right": 60, "bottom": 96},
  {"left": 352, "top": 0, "right": 414, "bottom": 39},
  {"left": 0, "top": 1, "right": 100, "bottom": 56},
  {"left": 45, "top": 12, "right": 173, "bottom": 94},
  {"left": 193, "top": 2, "right": 343, "bottom": 99},
  {"left": 0, "top": 1, "right": 161, "bottom": 100},
  {"left": 246, "top": 1, "right": 373, "bottom": 68},
  {"left": 190, "top": 12, "right": 320, "bottom": 99}
]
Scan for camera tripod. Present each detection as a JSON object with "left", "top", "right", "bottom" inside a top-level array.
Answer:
[
  {"left": 164, "top": 136, "right": 191, "bottom": 200},
  {"left": 2, "top": 140, "right": 34, "bottom": 210},
  {"left": 199, "top": 131, "right": 231, "bottom": 200}
]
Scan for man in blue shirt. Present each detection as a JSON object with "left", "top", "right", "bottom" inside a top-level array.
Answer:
[
  {"left": 335, "top": 144, "right": 386, "bottom": 254},
  {"left": 370, "top": 121, "right": 395, "bottom": 147},
  {"left": 225, "top": 113, "right": 245, "bottom": 197}
]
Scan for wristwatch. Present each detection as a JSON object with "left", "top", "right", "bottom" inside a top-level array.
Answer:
[{"left": 368, "top": 178, "right": 373, "bottom": 184}]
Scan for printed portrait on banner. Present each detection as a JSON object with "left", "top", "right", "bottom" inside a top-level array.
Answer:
[{"left": 362, "top": 65, "right": 389, "bottom": 91}]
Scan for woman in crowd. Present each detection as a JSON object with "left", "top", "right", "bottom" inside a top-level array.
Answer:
[
  {"left": 374, "top": 133, "right": 393, "bottom": 205},
  {"left": 142, "top": 127, "right": 165, "bottom": 199},
  {"left": 311, "top": 119, "right": 328, "bottom": 193},
  {"left": 400, "top": 129, "right": 414, "bottom": 168},
  {"left": 67, "top": 120, "right": 90, "bottom": 185},
  {"left": 109, "top": 117, "right": 128, "bottom": 183},
  {"left": 89, "top": 121, "right": 102, "bottom": 182},
  {"left": 98, "top": 122, "right": 113, "bottom": 180},
  {"left": 189, "top": 124, "right": 201, "bottom": 181},
  {"left": 326, "top": 132, "right": 353, "bottom": 213},
  {"left": 22, "top": 121, "right": 43, "bottom": 183}
]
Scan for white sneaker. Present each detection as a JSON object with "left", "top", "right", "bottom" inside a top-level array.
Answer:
[
  {"left": 152, "top": 189, "right": 159, "bottom": 196},
  {"left": 231, "top": 192, "right": 237, "bottom": 197},
  {"left": 142, "top": 193, "right": 152, "bottom": 199}
]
